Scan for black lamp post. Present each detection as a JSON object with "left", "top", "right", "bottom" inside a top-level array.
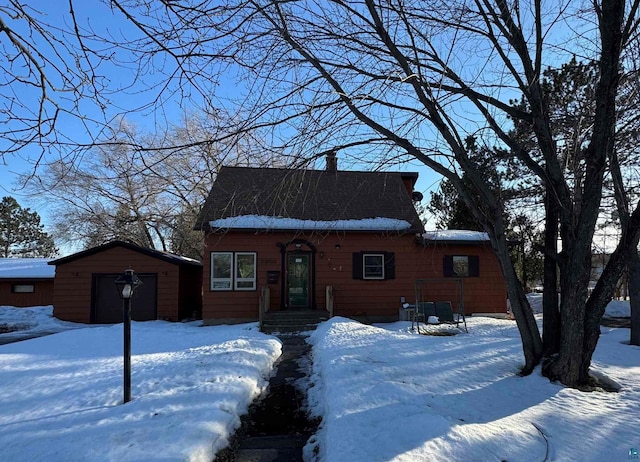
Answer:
[{"left": 114, "top": 269, "right": 142, "bottom": 404}]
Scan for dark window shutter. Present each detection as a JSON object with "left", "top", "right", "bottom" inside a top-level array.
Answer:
[
  {"left": 384, "top": 252, "right": 395, "bottom": 279},
  {"left": 469, "top": 255, "right": 480, "bottom": 277},
  {"left": 352, "top": 252, "right": 363, "bottom": 279},
  {"left": 443, "top": 255, "right": 454, "bottom": 277}
]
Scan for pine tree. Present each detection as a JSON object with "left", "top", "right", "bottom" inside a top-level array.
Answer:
[{"left": 0, "top": 197, "right": 57, "bottom": 257}]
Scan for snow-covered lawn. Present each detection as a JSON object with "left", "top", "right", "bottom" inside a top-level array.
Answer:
[
  {"left": 527, "top": 292, "right": 632, "bottom": 317},
  {"left": 305, "top": 317, "right": 640, "bottom": 462},
  {"left": 0, "top": 305, "right": 84, "bottom": 341},
  {"left": 0, "top": 318, "right": 281, "bottom": 461},
  {"left": 2, "top": 304, "right": 638, "bottom": 461}
]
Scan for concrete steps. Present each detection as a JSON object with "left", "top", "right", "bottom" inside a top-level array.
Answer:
[{"left": 260, "top": 310, "right": 330, "bottom": 334}]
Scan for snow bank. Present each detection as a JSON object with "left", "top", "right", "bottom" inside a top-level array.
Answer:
[
  {"left": 0, "top": 321, "right": 281, "bottom": 461},
  {"left": 0, "top": 305, "right": 83, "bottom": 338},
  {"left": 526, "top": 293, "right": 631, "bottom": 317},
  {"left": 305, "top": 317, "right": 640, "bottom": 462}
]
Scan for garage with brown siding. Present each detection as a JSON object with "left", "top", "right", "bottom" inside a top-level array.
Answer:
[
  {"left": 0, "top": 258, "right": 55, "bottom": 307},
  {"left": 49, "top": 241, "right": 202, "bottom": 323}
]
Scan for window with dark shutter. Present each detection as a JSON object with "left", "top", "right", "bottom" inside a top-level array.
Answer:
[
  {"left": 443, "top": 255, "right": 454, "bottom": 277},
  {"left": 352, "top": 252, "right": 363, "bottom": 279},
  {"left": 444, "top": 255, "right": 480, "bottom": 277},
  {"left": 468, "top": 255, "right": 480, "bottom": 277},
  {"left": 353, "top": 251, "right": 395, "bottom": 280},
  {"left": 384, "top": 252, "right": 396, "bottom": 279}
]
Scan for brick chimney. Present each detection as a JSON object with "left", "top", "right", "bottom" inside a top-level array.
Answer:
[{"left": 326, "top": 150, "right": 337, "bottom": 172}]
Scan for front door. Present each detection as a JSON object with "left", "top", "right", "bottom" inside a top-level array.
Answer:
[{"left": 287, "top": 253, "right": 310, "bottom": 308}]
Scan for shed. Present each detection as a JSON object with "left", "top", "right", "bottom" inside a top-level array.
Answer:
[
  {"left": 0, "top": 258, "right": 55, "bottom": 307},
  {"left": 49, "top": 241, "right": 202, "bottom": 323}
]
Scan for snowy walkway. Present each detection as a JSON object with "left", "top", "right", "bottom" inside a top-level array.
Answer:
[{"left": 218, "top": 333, "right": 319, "bottom": 462}]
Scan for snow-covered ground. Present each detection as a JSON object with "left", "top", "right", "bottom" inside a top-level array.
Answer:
[
  {"left": 1, "top": 304, "right": 637, "bottom": 461},
  {"left": 0, "top": 305, "right": 86, "bottom": 342},
  {"left": 305, "top": 317, "right": 640, "bottom": 461},
  {"left": 527, "top": 292, "right": 631, "bottom": 317},
  {"left": 0, "top": 316, "right": 281, "bottom": 461}
]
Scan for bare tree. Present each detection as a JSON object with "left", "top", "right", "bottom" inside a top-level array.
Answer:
[
  {"left": 106, "top": 0, "right": 640, "bottom": 387},
  {"left": 0, "top": 2, "right": 117, "bottom": 164},
  {"left": 27, "top": 114, "right": 281, "bottom": 259},
  {"left": 4, "top": 1, "right": 640, "bottom": 387}
]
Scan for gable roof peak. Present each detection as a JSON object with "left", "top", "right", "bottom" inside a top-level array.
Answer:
[{"left": 195, "top": 166, "right": 424, "bottom": 233}]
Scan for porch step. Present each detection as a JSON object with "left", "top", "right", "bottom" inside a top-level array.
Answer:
[{"left": 261, "top": 310, "right": 330, "bottom": 334}]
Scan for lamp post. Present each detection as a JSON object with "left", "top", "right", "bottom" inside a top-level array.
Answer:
[{"left": 114, "top": 269, "right": 142, "bottom": 404}]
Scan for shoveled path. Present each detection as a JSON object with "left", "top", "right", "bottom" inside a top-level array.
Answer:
[{"left": 215, "top": 333, "right": 319, "bottom": 462}]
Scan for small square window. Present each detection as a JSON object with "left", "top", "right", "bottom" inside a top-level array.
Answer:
[
  {"left": 12, "top": 284, "right": 35, "bottom": 293},
  {"left": 453, "top": 256, "right": 469, "bottom": 277},
  {"left": 363, "top": 254, "right": 385, "bottom": 279}
]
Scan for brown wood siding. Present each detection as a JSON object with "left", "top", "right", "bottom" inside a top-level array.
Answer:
[
  {"left": 53, "top": 247, "right": 182, "bottom": 323},
  {"left": 0, "top": 280, "right": 55, "bottom": 307},
  {"left": 202, "top": 231, "right": 507, "bottom": 322}
]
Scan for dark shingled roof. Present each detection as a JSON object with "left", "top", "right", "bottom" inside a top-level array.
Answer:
[
  {"left": 194, "top": 166, "right": 424, "bottom": 233},
  {"left": 49, "top": 240, "right": 202, "bottom": 267}
]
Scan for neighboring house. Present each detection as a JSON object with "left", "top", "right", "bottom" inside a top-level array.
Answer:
[
  {"left": 194, "top": 155, "right": 507, "bottom": 324},
  {"left": 0, "top": 258, "right": 55, "bottom": 307},
  {"left": 49, "top": 241, "right": 202, "bottom": 323}
]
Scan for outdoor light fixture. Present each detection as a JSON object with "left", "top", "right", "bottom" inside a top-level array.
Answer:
[
  {"left": 114, "top": 269, "right": 142, "bottom": 404},
  {"left": 335, "top": 243, "right": 341, "bottom": 250}
]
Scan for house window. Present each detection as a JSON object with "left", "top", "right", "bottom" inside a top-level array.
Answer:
[
  {"left": 352, "top": 252, "right": 395, "bottom": 280},
  {"left": 210, "top": 252, "right": 257, "bottom": 291},
  {"left": 444, "top": 255, "right": 480, "bottom": 277},
  {"left": 211, "top": 252, "right": 233, "bottom": 290},
  {"left": 235, "top": 252, "right": 257, "bottom": 290},
  {"left": 12, "top": 284, "right": 35, "bottom": 293},
  {"left": 363, "top": 254, "right": 385, "bottom": 279},
  {"left": 453, "top": 256, "right": 469, "bottom": 277}
]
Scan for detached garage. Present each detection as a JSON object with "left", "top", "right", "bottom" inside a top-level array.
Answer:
[
  {"left": 0, "top": 258, "right": 55, "bottom": 307},
  {"left": 49, "top": 241, "right": 202, "bottom": 323}
]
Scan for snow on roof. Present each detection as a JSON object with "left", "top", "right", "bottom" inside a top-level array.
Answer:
[
  {"left": 422, "top": 230, "right": 490, "bottom": 242},
  {"left": 209, "top": 215, "right": 413, "bottom": 231},
  {"left": 0, "top": 258, "right": 55, "bottom": 279}
]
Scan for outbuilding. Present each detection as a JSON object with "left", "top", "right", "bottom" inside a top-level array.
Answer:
[
  {"left": 0, "top": 258, "right": 55, "bottom": 307},
  {"left": 49, "top": 241, "right": 202, "bottom": 323}
]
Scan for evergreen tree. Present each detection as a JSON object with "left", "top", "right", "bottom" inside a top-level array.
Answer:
[{"left": 0, "top": 197, "right": 57, "bottom": 257}]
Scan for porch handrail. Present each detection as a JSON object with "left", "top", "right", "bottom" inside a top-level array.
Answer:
[
  {"left": 259, "top": 286, "right": 270, "bottom": 329},
  {"left": 326, "top": 285, "right": 334, "bottom": 318}
]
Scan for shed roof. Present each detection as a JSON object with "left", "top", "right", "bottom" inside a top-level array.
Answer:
[
  {"left": 0, "top": 258, "right": 55, "bottom": 279},
  {"left": 49, "top": 241, "right": 202, "bottom": 267},
  {"left": 194, "top": 167, "right": 424, "bottom": 233}
]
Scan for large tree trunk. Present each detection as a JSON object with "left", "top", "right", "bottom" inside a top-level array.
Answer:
[
  {"left": 542, "top": 238, "right": 594, "bottom": 387},
  {"left": 490, "top": 232, "right": 543, "bottom": 375},
  {"left": 541, "top": 0, "right": 625, "bottom": 388},
  {"left": 542, "top": 190, "right": 560, "bottom": 356},
  {"left": 628, "top": 251, "right": 640, "bottom": 345}
]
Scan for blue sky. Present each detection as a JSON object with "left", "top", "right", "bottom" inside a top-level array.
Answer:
[{"left": 1, "top": 2, "right": 462, "bottom": 240}]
